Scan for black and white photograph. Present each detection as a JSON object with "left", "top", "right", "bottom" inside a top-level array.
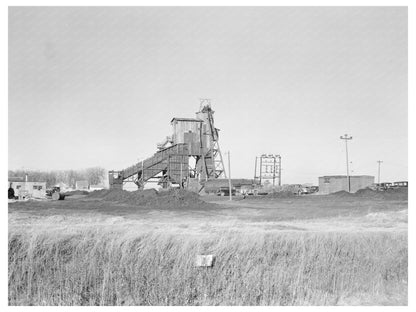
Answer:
[{"left": 5, "top": 3, "right": 412, "bottom": 307}]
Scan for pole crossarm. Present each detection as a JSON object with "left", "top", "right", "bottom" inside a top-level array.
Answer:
[{"left": 340, "top": 134, "right": 353, "bottom": 141}]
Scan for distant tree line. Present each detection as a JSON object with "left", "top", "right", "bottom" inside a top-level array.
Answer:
[{"left": 8, "top": 167, "right": 106, "bottom": 188}]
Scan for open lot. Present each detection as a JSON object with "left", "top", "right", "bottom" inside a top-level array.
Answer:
[
  {"left": 8, "top": 190, "right": 408, "bottom": 305},
  {"left": 9, "top": 191, "right": 408, "bottom": 234}
]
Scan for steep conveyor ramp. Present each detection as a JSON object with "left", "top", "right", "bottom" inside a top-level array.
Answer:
[{"left": 121, "top": 143, "right": 189, "bottom": 184}]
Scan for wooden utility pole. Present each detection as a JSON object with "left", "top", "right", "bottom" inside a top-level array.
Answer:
[
  {"left": 377, "top": 160, "right": 383, "bottom": 184},
  {"left": 340, "top": 134, "right": 353, "bottom": 192},
  {"left": 180, "top": 161, "right": 183, "bottom": 189},
  {"left": 227, "top": 151, "right": 232, "bottom": 201},
  {"left": 278, "top": 156, "right": 282, "bottom": 186},
  {"left": 273, "top": 156, "right": 276, "bottom": 187}
]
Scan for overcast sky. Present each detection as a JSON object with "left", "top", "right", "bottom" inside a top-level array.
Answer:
[{"left": 8, "top": 6, "right": 407, "bottom": 184}]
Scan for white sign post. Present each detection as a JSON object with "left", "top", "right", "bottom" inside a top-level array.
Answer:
[{"left": 195, "top": 255, "right": 214, "bottom": 267}]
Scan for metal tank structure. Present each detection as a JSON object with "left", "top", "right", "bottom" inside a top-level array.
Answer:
[{"left": 108, "top": 100, "right": 226, "bottom": 192}]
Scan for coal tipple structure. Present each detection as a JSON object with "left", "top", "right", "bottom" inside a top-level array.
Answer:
[{"left": 109, "top": 101, "right": 227, "bottom": 193}]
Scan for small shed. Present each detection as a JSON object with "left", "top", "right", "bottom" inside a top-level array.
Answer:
[{"left": 75, "top": 180, "right": 89, "bottom": 190}]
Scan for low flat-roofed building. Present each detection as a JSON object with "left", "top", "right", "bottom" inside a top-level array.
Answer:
[
  {"left": 318, "top": 175, "right": 374, "bottom": 194},
  {"left": 8, "top": 180, "right": 46, "bottom": 199}
]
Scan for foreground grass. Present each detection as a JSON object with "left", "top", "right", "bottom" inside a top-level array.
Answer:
[{"left": 8, "top": 229, "right": 407, "bottom": 305}]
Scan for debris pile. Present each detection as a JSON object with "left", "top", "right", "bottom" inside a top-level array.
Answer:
[
  {"left": 331, "top": 187, "right": 407, "bottom": 201},
  {"left": 380, "top": 187, "right": 408, "bottom": 200},
  {"left": 87, "top": 188, "right": 209, "bottom": 208},
  {"left": 62, "top": 190, "right": 90, "bottom": 196},
  {"left": 266, "top": 191, "right": 297, "bottom": 198},
  {"left": 330, "top": 190, "right": 352, "bottom": 199},
  {"left": 353, "top": 188, "right": 385, "bottom": 199}
]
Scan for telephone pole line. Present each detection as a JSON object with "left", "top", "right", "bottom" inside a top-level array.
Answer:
[
  {"left": 340, "top": 134, "right": 353, "bottom": 192},
  {"left": 377, "top": 160, "right": 383, "bottom": 184}
]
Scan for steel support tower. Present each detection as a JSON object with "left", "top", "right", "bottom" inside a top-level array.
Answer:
[{"left": 254, "top": 154, "right": 282, "bottom": 187}]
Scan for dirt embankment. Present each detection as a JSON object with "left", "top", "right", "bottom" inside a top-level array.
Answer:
[
  {"left": 262, "top": 187, "right": 408, "bottom": 201},
  {"left": 62, "top": 190, "right": 90, "bottom": 196},
  {"left": 266, "top": 191, "right": 297, "bottom": 199},
  {"left": 331, "top": 187, "right": 408, "bottom": 201},
  {"left": 87, "top": 188, "right": 211, "bottom": 208}
]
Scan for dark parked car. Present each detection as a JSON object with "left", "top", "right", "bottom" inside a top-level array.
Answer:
[{"left": 216, "top": 187, "right": 236, "bottom": 196}]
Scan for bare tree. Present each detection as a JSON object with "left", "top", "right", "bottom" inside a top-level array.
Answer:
[
  {"left": 85, "top": 167, "right": 106, "bottom": 185},
  {"left": 8, "top": 167, "right": 106, "bottom": 188}
]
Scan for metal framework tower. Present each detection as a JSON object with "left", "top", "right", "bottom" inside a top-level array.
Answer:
[
  {"left": 254, "top": 154, "right": 282, "bottom": 186},
  {"left": 197, "top": 99, "right": 227, "bottom": 180}
]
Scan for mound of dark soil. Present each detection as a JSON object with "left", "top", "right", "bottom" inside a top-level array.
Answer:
[
  {"left": 352, "top": 188, "right": 385, "bottom": 200},
  {"left": 87, "top": 188, "right": 209, "bottom": 208},
  {"left": 62, "top": 190, "right": 89, "bottom": 196},
  {"left": 330, "top": 187, "right": 408, "bottom": 201},
  {"left": 87, "top": 189, "right": 112, "bottom": 198},
  {"left": 381, "top": 187, "right": 408, "bottom": 200},
  {"left": 266, "top": 191, "right": 296, "bottom": 198},
  {"left": 330, "top": 190, "right": 352, "bottom": 198}
]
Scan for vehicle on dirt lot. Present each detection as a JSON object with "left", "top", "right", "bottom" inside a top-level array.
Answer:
[
  {"left": 242, "top": 189, "right": 268, "bottom": 196},
  {"left": 257, "top": 191, "right": 269, "bottom": 195},
  {"left": 374, "top": 182, "right": 393, "bottom": 191},
  {"left": 216, "top": 187, "right": 236, "bottom": 196},
  {"left": 46, "top": 186, "right": 65, "bottom": 200},
  {"left": 309, "top": 186, "right": 319, "bottom": 193},
  {"left": 392, "top": 181, "right": 408, "bottom": 188},
  {"left": 300, "top": 186, "right": 319, "bottom": 195}
]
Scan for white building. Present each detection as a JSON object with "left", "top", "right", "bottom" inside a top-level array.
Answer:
[
  {"left": 75, "top": 180, "right": 89, "bottom": 190},
  {"left": 89, "top": 184, "right": 105, "bottom": 191},
  {"left": 9, "top": 180, "right": 46, "bottom": 199}
]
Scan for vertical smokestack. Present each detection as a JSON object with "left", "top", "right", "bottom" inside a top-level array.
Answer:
[{"left": 25, "top": 174, "right": 28, "bottom": 182}]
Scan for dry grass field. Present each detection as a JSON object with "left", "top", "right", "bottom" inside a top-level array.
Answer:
[{"left": 8, "top": 190, "right": 408, "bottom": 306}]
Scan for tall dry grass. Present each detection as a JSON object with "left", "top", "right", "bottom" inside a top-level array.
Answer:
[{"left": 8, "top": 228, "right": 407, "bottom": 305}]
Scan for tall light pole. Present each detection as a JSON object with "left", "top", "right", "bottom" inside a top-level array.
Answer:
[
  {"left": 377, "top": 160, "right": 383, "bottom": 184},
  {"left": 340, "top": 134, "right": 353, "bottom": 192},
  {"left": 227, "top": 151, "right": 232, "bottom": 201}
]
